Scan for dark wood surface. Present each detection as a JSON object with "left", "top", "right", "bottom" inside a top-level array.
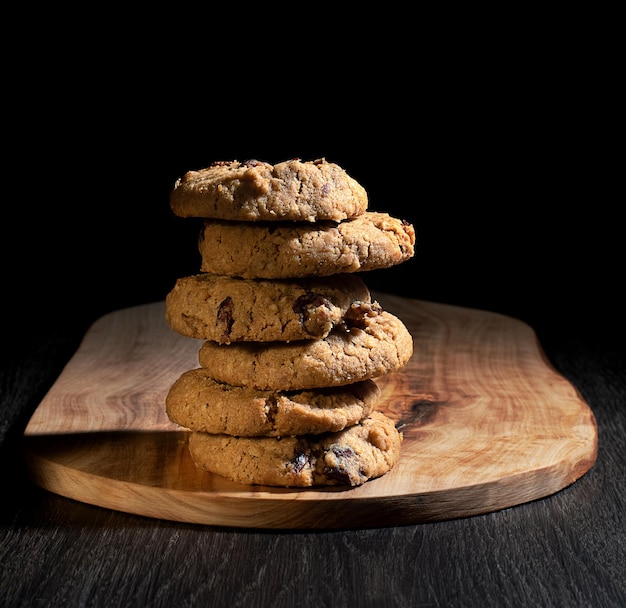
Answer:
[{"left": 1, "top": 299, "right": 624, "bottom": 607}]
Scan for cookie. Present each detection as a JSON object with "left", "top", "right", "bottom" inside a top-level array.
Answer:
[
  {"left": 197, "top": 308, "right": 413, "bottom": 390},
  {"left": 187, "top": 411, "right": 402, "bottom": 487},
  {"left": 165, "top": 272, "right": 372, "bottom": 343},
  {"left": 198, "top": 211, "right": 416, "bottom": 279},
  {"left": 166, "top": 369, "right": 380, "bottom": 436},
  {"left": 170, "top": 158, "right": 368, "bottom": 222}
]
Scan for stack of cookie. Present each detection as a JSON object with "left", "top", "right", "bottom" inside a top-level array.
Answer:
[{"left": 164, "top": 158, "right": 415, "bottom": 487}]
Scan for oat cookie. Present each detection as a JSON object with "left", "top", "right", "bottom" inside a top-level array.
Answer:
[
  {"left": 188, "top": 411, "right": 402, "bottom": 487},
  {"left": 198, "top": 211, "right": 416, "bottom": 279},
  {"left": 165, "top": 273, "right": 371, "bottom": 343},
  {"left": 166, "top": 369, "right": 380, "bottom": 436},
  {"left": 170, "top": 158, "right": 368, "bottom": 222},
  {"left": 197, "top": 308, "right": 413, "bottom": 390}
]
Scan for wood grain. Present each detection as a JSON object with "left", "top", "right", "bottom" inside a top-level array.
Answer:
[{"left": 22, "top": 294, "right": 597, "bottom": 528}]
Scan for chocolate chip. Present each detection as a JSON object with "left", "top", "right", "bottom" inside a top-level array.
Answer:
[
  {"left": 289, "top": 450, "right": 309, "bottom": 474},
  {"left": 216, "top": 297, "right": 234, "bottom": 343},
  {"left": 293, "top": 292, "right": 330, "bottom": 317},
  {"left": 323, "top": 446, "right": 357, "bottom": 484},
  {"left": 293, "top": 292, "right": 333, "bottom": 336},
  {"left": 324, "top": 467, "right": 352, "bottom": 484},
  {"left": 332, "top": 446, "right": 355, "bottom": 460}
]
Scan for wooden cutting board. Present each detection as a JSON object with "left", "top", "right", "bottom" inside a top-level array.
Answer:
[{"left": 22, "top": 294, "right": 597, "bottom": 529}]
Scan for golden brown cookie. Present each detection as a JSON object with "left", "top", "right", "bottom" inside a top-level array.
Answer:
[
  {"left": 166, "top": 369, "right": 380, "bottom": 436},
  {"left": 198, "top": 211, "right": 415, "bottom": 279},
  {"left": 170, "top": 158, "right": 367, "bottom": 222},
  {"left": 197, "top": 308, "right": 413, "bottom": 390},
  {"left": 165, "top": 273, "right": 372, "bottom": 343},
  {"left": 188, "top": 411, "right": 403, "bottom": 487}
]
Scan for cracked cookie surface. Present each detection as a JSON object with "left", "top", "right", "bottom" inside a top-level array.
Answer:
[
  {"left": 198, "top": 211, "right": 416, "bottom": 279},
  {"left": 197, "top": 310, "right": 414, "bottom": 390},
  {"left": 170, "top": 158, "right": 367, "bottom": 222},
  {"left": 165, "top": 273, "right": 371, "bottom": 343},
  {"left": 166, "top": 369, "right": 380, "bottom": 436},
  {"left": 188, "top": 411, "right": 402, "bottom": 487}
]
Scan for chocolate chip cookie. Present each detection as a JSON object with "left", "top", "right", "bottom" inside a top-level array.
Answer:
[
  {"left": 170, "top": 158, "right": 367, "bottom": 222},
  {"left": 197, "top": 308, "right": 413, "bottom": 390},
  {"left": 198, "top": 211, "right": 416, "bottom": 279},
  {"left": 187, "top": 411, "right": 402, "bottom": 487},
  {"left": 165, "top": 273, "right": 372, "bottom": 343},
  {"left": 166, "top": 369, "right": 380, "bottom": 436}
]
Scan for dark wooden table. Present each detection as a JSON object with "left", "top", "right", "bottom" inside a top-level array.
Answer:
[{"left": 1, "top": 298, "right": 624, "bottom": 608}]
